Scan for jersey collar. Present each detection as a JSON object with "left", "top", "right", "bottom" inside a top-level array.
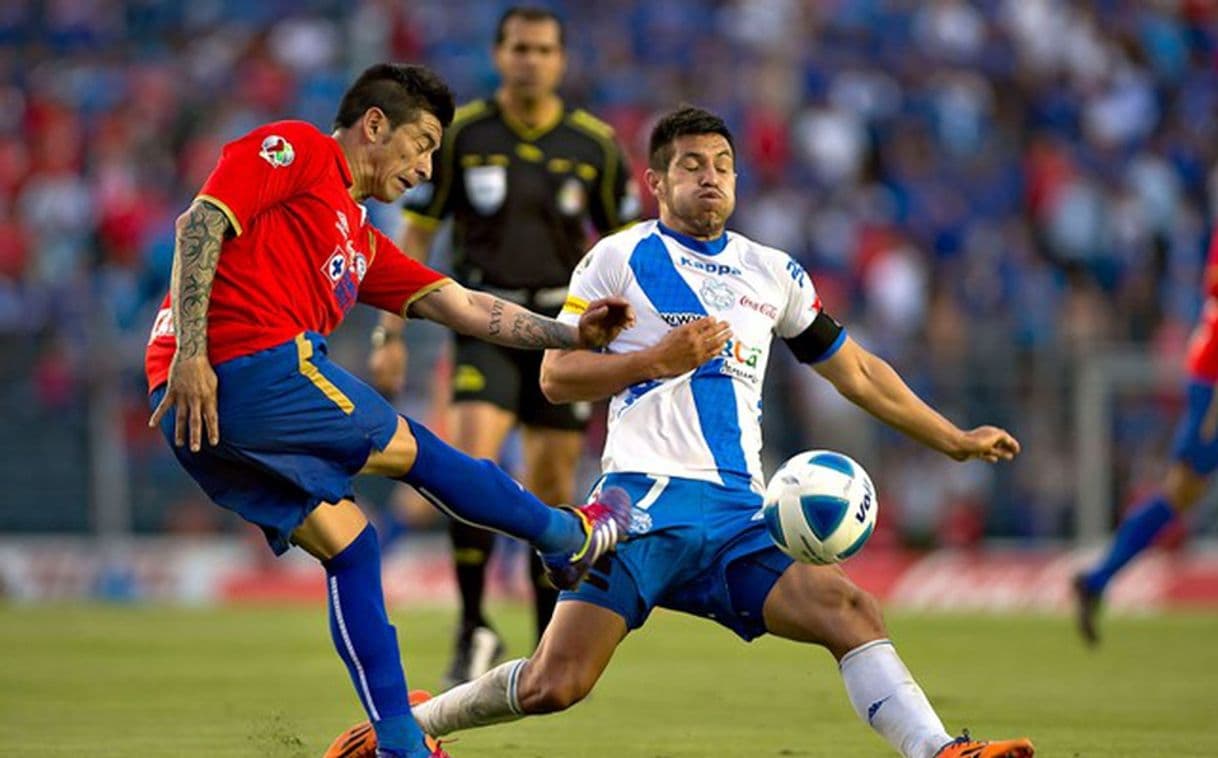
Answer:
[
  {"left": 493, "top": 96, "right": 565, "bottom": 142},
  {"left": 657, "top": 221, "right": 729, "bottom": 256}
]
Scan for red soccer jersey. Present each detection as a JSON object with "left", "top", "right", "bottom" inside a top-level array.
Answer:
[
  {"left": 1186, "top": 233, "right": 1218, "bottom": 382},
  {"left": 145, "top": 121, "right": 450, "bottom": 390}
]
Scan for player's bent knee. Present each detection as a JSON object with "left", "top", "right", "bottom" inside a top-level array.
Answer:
[
  {"left": 360, "top": 417, "right": 418, "bottom": 477},
  {"left": 526, "top": 673, "right": 592, "bottom": 714},
  {"left": 517, "top": 656, "right": 595, "bottom": 714}
]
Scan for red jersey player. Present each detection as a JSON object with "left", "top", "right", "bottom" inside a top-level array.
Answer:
[
  {"left": 1074, "top": 232, "right": 1218, "bottom": 645},
  {"left": 144, "top": 63, "right": 634, "bottom": 758}
]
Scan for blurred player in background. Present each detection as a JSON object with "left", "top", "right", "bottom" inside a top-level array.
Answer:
[
  {"left": 1073, "top": 232, "right": 1218, "bottom": 646},
  {"left": 144, "top": 63, "right": 634, "bottom": 758},
  {"left": 339, "top": 106, "right": 1033, "bottom": 758},
  {"left": 368, "top": 5, "right": 639, "bottom": 687}
]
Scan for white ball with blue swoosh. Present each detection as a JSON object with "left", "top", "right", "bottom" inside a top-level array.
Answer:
[{"left": 761, "top": 450, "right": 877, "bottom": 564}]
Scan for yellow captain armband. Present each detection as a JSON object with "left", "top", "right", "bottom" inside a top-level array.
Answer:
[{"left": 561, "top": 294, "right": 589, "bottom": 316}]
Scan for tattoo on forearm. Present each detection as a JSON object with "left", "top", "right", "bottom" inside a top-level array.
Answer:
[
  {"left": 172, "top": 202, "right": 229, "bottom": 358},
  {"left": 508, "top": 311, "right": 577, "bottom": 349},
  {"left": 488, "top": 298, "right": 504, "bottom": 337}
]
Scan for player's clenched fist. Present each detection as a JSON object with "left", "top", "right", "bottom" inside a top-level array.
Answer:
[
  {"left": 149, "top": 354, "right": 220, "bottom": 452},
  {"left": 577, "top": 296, "right": 636, "bottom": 348},
  {"left": 648, "top": 316, "right": 732, "bottom": 378},
  {"left": 951, "top": 425, "right": 1021, "bottom": 463}
]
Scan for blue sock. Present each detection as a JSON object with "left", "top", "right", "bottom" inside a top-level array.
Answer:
[
  {"left": 1083, "top": 495, "right": 1175, "bottom": 595},
  {"left": 400, "top": 418, "right": 584, "bottom": 554},
  {"left": 323, "top": 526, "right": 428, "bottom": 757}
]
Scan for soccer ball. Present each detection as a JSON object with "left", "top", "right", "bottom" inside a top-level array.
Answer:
[{"left": 761, "top": 450, "right": 877, "bottom": 565}]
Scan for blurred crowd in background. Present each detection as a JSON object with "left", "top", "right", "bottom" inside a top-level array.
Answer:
[{"left": 1, "top": 0, "right": 1216, "bottom": 546}]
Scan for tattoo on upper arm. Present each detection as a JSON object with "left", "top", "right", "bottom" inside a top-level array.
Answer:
[
  {"left": 173, "top": 202, "right": 230, "bottom": 358},
  {"left": 488, "top": 298, "right": 504, "bottom": 336},
  {"left": 508, "top": 312, "right": 577, "bottom": 349}
]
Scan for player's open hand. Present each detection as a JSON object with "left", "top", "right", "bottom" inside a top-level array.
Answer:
[
  {"left": 149, "top": 353, "right": 220, "bottom": 452},
  {"left": 952, "top": 425, "right": 1021, "bottom": 463},
  {"left": 369, "top": 340, "right": 407, "bottom": 398},
  {"left": 649, "top": 316, "right": 732, "bottom": 378},
  {"left": 577, "top": 296, "right": 635, "bottom": 348}
]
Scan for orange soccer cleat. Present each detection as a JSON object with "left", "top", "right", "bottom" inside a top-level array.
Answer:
[
  {"left": 322, "top": 719, "right": 375, "bottom": 758},
  {"left": 322, "top": 691, "right": 449, "bottom": 758},
  {"left": 934, "top": 731, "right": 1035, "bottom": 758}
]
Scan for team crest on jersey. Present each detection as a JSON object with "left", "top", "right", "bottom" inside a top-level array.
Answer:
[
  {"left": 700, "top": 279, "right": 736, "bottom": 311},
  {"left": 465, "top": 164, "right": 506, "bottom": 215},
  {"left": 557, "top": 177, "right": 586, "bottom": 216},
  {"left": 259, "top": 135, "right": 295, "bottom": 168},
  {"left": 324, "top": 250, "right": 346, "bottom": 282}
]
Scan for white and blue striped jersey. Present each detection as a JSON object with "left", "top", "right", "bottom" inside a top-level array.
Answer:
[{"left": 558, "top": 220, "right": 842, "bottom": 494}]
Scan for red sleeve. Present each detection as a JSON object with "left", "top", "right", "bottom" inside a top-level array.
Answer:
[
  {"left": 195, "top": 121, "right": 328, "bottom": 236},
  {"left": 358, "top": 227, "right": 452, "bottom": 315}
]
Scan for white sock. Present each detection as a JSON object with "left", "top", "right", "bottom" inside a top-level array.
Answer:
[
  {"left": 412, "top": 658, "right": 527, "bottom": 737},
  {"left": 839, "top": 639, "right": 953, "bottom": 758}
]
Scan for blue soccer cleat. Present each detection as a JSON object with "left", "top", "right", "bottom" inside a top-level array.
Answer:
[{"left": 539, "top": 487, "right": 632, "bottom": 590}]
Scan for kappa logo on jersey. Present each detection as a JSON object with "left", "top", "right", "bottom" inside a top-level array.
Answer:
[
  {"left": 259, "top": 135, "right": 295, "bottom": 168},
  {"left": 679, "top": 255, "right": 741, "bottom": 277}
]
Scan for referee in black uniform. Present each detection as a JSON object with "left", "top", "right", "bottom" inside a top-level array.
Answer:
[{"left": 369, "top": 6, "right": 638, "bottom": 689}]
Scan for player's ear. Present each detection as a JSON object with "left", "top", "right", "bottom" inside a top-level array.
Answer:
[
  {"left": 362, "top": 107, "right": 388, "bottom": 143},
  {"left": 644, "top": 168, "right": 664, "bottom": 198}
]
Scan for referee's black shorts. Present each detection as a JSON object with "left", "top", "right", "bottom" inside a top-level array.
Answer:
[{"left": 450, "top": 287, "right": 590, "bottom": 431}]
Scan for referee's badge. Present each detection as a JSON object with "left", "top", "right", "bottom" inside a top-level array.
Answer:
[
  {"left": 557, "top": 177, "right": 586, "bottom": 216},
  {"left": 464, "top": 165, "right": 506, "bottom": 215}
]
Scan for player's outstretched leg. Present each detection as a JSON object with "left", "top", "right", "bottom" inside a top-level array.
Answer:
[
  {"left": 762, "top": 563, "right": 1034, "bottom": 757},
  {"left": 383, "top": 419, "right": 629, "bottom": 585},
  {"left": 409, "top": 600, "right": 627, "bottom": 737}
]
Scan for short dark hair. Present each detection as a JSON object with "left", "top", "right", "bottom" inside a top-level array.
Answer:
[
  {"left": 648, "top": 106, "right": 735, "bottom": 171},
  {"left": 495, "top": 6, "right": 565, "bottom": 47},
  {"left": 333, "top": 63, "right": 455, "bottom": 132}
]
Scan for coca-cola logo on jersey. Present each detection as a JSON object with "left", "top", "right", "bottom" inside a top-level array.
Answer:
[{"left": 739, "top": 295, "right": 777, "bottom": 319}]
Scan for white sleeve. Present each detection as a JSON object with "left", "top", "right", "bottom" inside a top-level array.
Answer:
[
  {"left": 774, "top": 256, "right": 823, "bottom": 338},
  {"left": 557, "top": 238, "right": 625, "bottom": 327}
]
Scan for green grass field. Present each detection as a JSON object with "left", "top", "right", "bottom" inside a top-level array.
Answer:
[{"left": 2, "top": 603, "right": 1216, "bottom": 757}]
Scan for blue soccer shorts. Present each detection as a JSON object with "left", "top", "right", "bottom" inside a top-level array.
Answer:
[
  {"left": 150, "top": 332, "right": 400, "bottom": 554},
  {"left": 562, "top": 472, "right": 794, "bottom": 641},
  {"left": 1171, "top": 379, "right": 1218, "bottom": 476}
]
